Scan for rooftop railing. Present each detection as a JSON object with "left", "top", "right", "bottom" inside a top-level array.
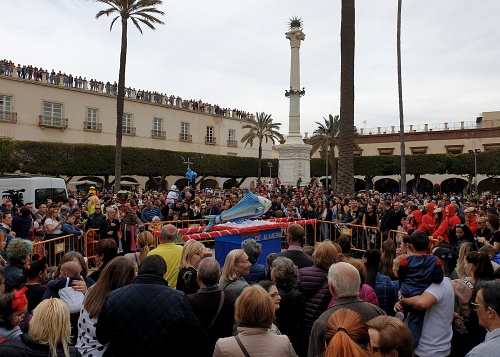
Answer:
[
  {"left": 1, "top": 61, "right": 255, "bottom": 121},
  {"left": 359, "top": 121, "right": 479, "bottom": 135}
]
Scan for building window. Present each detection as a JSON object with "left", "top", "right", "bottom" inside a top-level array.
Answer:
[
  {"left": 445, "top": 145, "right": 463, "bottom": 154},
  {"left": 228, "top": 129, "right": 237, "bottom": 147},
  {"left": 483, "top": 143, "right": 500, "bottom": 152},
  {"left": 353, "top": 149, "right": 363, "bottom": 157},
  {"left": 0, "top": 95, "right": 12, "bottom": 113},
  {"left": 152, "top": 117, "right": 165, "bottom": 139},
  {"left": 85, "top": 108, "right": 101, "bottom": 131},
  {"left": 181, "top": 122, "right": 189, "bottom": 136},
  {"left": 0, "top": 95, "right": 16, "bottom": 122},
  {"left": 122, "top": 113, "right": 135, "bottom": 135},
  {"left": 377, "top": 148, "right": 394, "bottom": 156},
  {"left": 410, "top": 146, "right": 428, "bottom": 155},
  {"left": 205, "top": 126, "right": 216, "bottom": 145},
  {"left": 180, "top": 122, "right": 191, "bottom": 142},
  {"left": 42, "top": 101, "right": 63, "bottom": 126}
]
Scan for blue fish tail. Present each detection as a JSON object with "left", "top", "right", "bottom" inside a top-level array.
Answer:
[{"left": 203, "top": 215, "right": 217, "bottom": 232}]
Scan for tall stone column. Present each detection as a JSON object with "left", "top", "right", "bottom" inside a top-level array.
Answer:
[{"left": 278, "top": 18, "right": 311, "bottom": 187}]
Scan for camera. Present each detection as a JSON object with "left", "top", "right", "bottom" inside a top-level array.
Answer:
[{"left": 2, "top": 189, "right": 25, "bottom": 208}]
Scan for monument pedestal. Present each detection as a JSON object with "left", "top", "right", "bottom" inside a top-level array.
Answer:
[{"left": 278, "top": 143, "right": 312, "bottom": 187}]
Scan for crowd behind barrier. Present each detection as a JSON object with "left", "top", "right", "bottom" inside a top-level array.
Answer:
[
  {"left": 2, "top": 179, "right": 500, "bottom": 356},
  {"left": 0, "top": 58, "right": 253, "bottom": 120}
]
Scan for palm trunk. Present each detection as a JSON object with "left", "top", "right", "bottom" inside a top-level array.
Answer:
[
  {"left": 338, "top": 0, "right": 355, "bottom": 195},
  {"left": 257, "top": 140, "right": 263, "bottom": 185},
  {"left": 397, "top": 0, "right": 407, "bottom": 194},
  {"left": 114, "top": 17, "right": 128, "bottom": 192},
  {"left": 330, "top": 143, "right": 337, "bottom": 192}
]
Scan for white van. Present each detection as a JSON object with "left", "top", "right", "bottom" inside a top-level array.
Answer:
[{"left": 0, "top": 176, "right": 68, "bottom": 209}]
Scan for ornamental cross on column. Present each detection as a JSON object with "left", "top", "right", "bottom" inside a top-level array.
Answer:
[{"left": 284, "top": 17, "right": 306, "bottom": 145}]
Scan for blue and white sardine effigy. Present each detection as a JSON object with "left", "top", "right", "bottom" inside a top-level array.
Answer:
[{"left": 203, "top": 189, "right": 271, "bottom": 232}]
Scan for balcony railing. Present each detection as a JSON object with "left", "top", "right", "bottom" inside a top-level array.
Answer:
[
  {"left": 358, "top": 120, "right": 478, "bottom": 135},
  {"left": 152, "top": 130, "right": 166, "bottom": 139},
  {"left": 227, "top": 139, "right": 238, "bottom": 147},
  {"left": 83, "top": 121, "right": 102, "bottom": 132},
  {"left": 123, "top": 127, "right": 136, "bottom": 136},
  {"left": 0, "top": 111, "right": 17, "bottom": 123},
  {"left": 205, "top": 136, "right": 217, "bottom": 145},
  {"left": 38, "top": 115, "right": 68, "bottom": 129},
  {"left": 179, "top": 133, "right": 192, "bottom": 142}
]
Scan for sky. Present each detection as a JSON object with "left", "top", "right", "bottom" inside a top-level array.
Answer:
[{"left": 2, "top": 0, "right": 500, "bottom": 136}]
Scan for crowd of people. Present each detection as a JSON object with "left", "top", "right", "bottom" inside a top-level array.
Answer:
[
  {"left": 1, "top": 58, "right": 252, "bottom": 121},
  {"left": 1, "top": 180, "right": 500, "bottom": 356}
]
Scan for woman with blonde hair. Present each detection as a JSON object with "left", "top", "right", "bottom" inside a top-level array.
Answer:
[
  {"left": 176, "top": 239, "right": 211, "bottom": 295},
  {"left": 324, "top": 308, "right": 370, "bottom": 357},
  {"left": 219, "top": 249, "right": 250, "bottom": 298},
  {"left": 366, "top": 315, "right": 414, "bottom": 357},
  {"left": 452, "top": 250, "right": 494, "bottom": 353},
  {"left": 44, "top": 207, "right": 64, "bottom": 239},
  {"left": 98, "top": 207, "right": 120, "bottom": 244},
  {"left": 0, "top": 298, "right": 79, "bottom": 356},
  {"left": 77, "top": 256, "right": 135, "bottom": 357},
  {"left": 124, "top": 230, "right": 154, "bottom": 267},
  {"left": 451, "top": 242, "right": 477, "bottom": 280},
  {"left": 380, "top": 239, "right": 397, "bottom": 280},
  {"left": 214, "top": 285, "right": 294, "bottom": 357}
]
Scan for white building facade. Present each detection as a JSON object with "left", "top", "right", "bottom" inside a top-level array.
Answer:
[{"left": 0, "top": 74, "right": 273, "bottom": 189}]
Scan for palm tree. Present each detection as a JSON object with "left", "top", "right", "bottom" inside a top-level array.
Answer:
[
  {"left": 397, "top": 0, "right": 407, "bottom": 194},
  {"left": 241, "top": 112, "right": 284, "bottom": 186},
  {"left": 338, "top": 0, "right": 355, "bottom": 194},
  {"left": 91, "top": 0, "right": 165, "bottom": 191},
  {"left": 309, "top": 114, "right": 341, "bottom": 192}
]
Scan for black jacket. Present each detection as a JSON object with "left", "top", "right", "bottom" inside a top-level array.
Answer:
[
  {"left": 275, "top": 286, "right": 305, "bottom": 353},
  {"left": 0, "top": 333, "right": 80, "bottom": 356},
  {"left": 380, "top": 208, "right": 396, "bottom": 235},
  {"left": 12, "top": 215, "right": 33, "bottom": 240},
  {"left": 96, "top": 274, "right": 204, "bottom": 357},
  {"left": 187, "top": 286, "right": 236, "bottom": 357},
  {"left": 85, "top": 212, "right": 106, "bottom": 230},
  {"left": 393, "top": 208, "right": 407, "bottom": 230},
  {"left": 98, "top": 218, "right": 120, "bottom": 241},
  {"left": 278, "top": 249, "right": 314, "bottom": 270}
]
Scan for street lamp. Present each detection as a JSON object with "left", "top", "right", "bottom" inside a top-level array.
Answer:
[
  {"left": 325, "top": 144, "right": 328, "bottom": 192},
  {"left": 181, "top": 156, "right": 195, "bottom": 188},
  {"left": 267, "top": 162, "right": 273, "bottom": 184},
  {"left": 324, "top": 127, "right": 331, "bottom": 192},
  {"left": 468, "top": 149, "right": 481, "bottom": 195}
]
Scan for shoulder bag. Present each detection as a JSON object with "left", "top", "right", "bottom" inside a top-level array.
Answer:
[{"left": 234, "top": 335, "right": 251, "bottom": 357}]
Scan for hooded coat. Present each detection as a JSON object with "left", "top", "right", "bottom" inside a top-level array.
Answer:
[
  {"left": 446, "top": 204, "right": 461, "bottom": 230},
  {"left": 432, "top": 208, "right": 449, "bottom": 243},
  {"left": 418, "top": 203, "right": 436, "bottom": 235},
  {"left": 409, "top": 210, "right": 423, "bottom": 231}
]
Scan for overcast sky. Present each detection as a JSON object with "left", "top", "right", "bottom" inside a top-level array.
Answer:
[{"left": 3, "top": 0, "right": 500, "bottom": 136}]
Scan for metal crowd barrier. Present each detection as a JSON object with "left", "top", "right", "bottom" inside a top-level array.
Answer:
[
  {"left": 31, "top": 233, "right": 87, "bottom": 267},
  {"left": 29, "top": 217, "right": 318, "bottom": 267},
  {"left": 314, "top": 220, "right": 385, "bottom": 253}
]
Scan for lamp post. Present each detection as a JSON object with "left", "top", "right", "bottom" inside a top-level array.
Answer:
[
  {"left": 325, "top": 145, "right": 328, "bottom": 192},
  {"left": 267, "top": 162, "right": 273, "bottom": 184},
  {"left": 181, "top": 156, "right": 195, "bottom": 188},
  {"left": 468, "top": 149, "right": 480, "bottom": 195}
]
